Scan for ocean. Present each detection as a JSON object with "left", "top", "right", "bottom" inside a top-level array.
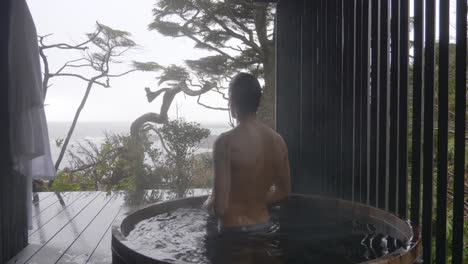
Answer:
[{"left": 48, "top": 121, "right": 231, "bottom": 169}]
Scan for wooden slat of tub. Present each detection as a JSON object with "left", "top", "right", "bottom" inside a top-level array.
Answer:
[
  {"left": 7, "top": 192, "right": 100, "bottom": 264},
  {"left": 55, "top": 194, "right": 125, "bottom": 264},
  {"left": 30, "top": 192, "right": 85, "bottom": 233},
  {"left": 27, "top": 192, "right": 115, "bottom": 264}
]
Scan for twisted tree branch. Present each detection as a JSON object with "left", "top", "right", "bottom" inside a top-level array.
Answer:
[
  {"left": 38, "top": 26, "right": 102, "bottom": 50},
  {"left": 147, "top": 126, "right": 175, "bottom": 158},
  {"left": 130, "top": 113, "right": 167, "bottom": 138},
  {"left": 55, "top": 58, "right": 90, "bottom": 74},
  {"left": 49, "top": 73, "right": 109, "bottom": 87},
  {"left": 197, "top": 95, "right": 228, "bottom": 111}
]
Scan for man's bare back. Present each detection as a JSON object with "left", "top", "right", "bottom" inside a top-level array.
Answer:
[{"left": 212, "top": 118, "right": 291, "bottom": 228}]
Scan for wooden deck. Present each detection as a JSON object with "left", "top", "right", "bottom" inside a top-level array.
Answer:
[{"left": 7, "top": 190, "right": 208, "bottom": 264}]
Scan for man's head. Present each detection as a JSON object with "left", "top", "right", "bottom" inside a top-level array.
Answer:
[{"left": 228, "top": 72, "right": 262, "bottom": 119}]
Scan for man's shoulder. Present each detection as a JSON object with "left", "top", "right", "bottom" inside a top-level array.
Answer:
[
  {"left": 216, "top": 131, "right": 232, "bottom": 141},
  {"left": 213, "top": 131, "right": 231, "bottom": 150},
  {"left": 258, "top": 124, "right": 286, "bottom": 146}
]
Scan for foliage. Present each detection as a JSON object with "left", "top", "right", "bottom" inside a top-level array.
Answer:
[
  {"left": 113, "top": 177, "right": 137, "bottom": 192},
  {"left": 49, "top": 170, "right": 95, "bottom": 192},
  {"left": 134, "top": 0, "right": 277, "bottom": 130},
  {"left": 149, "top": 0, "right": 275, "bottom": 77},
  {"left": 133, "top": 61, "right": 163, "bottom": 72},
  {"left": 61, "top": 119, "right": 211, "bottom": 197},
  {"left": 407, "top": 42, "right": 468, "bottom": 261},
  {"left": 67, "top": 133, "right": 165, "bottom": 191},
  {"left": 191, "top": 152, "right": 214, "bottom": 188},
  {"left": 158, "top": 119, "right": 210, "bottom": 157},
  {"left": 444, "top": 199, "right": 468, "bottom": 263},
  {"left": 154, "top": 119, "right": 211, "bottom": 197},
  {"left": 123, "top": 189, "right": 164, "bottom": 206}
]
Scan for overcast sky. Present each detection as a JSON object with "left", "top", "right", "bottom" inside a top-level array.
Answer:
[
  {"left": 27, "top": 0, "right": 231, "bottom": 124},
  {"left": 27, "top": 0, "right": 458, "bottom": 124}
]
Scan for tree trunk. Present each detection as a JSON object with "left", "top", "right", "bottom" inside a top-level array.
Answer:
[
  {"left": 38, "top": 48, "right": 50, "bottom": 99},
  {"left": 54, "top": 80, "right": 95, "bottom": 170},
  {"left": 174, "top": 158, "right": 186, "bottom": 198},
  {"left": 257, "top": 47, "right": 276, "bottom": 129},
  {"left": 253, "top": 4, "right": 276, "bottom": 130}
]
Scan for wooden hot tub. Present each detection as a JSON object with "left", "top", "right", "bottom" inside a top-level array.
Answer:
[{"left": 112, "top": 194, "right": 420, "bottom": 264}]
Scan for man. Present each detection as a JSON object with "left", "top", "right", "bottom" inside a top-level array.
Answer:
[{"left": 206, "top": 72, "right": 291, "bottom": 234}]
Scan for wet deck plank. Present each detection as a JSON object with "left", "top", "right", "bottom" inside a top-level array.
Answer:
[
  {"left": 28, "top": 192, "right": 116, "bottom": 263},
  {"left": 7, "top": 191, "right": 150, "bottom": 264},
  {"left": 55, "top": 194, "right": 125, "bottom": 264},
  {"left": 31, "top": 192, "right": 70, "bottom": 218},
  {"left": 8, "top": 190, "right": 207, "bottom": 264},
  {"left": 8, "top": 192, "right": 101, "bottom": 264},
  {"left": 29, "top": 192, "right": 97, "bottom": 241},
  {"left": 85, "top": 226, "right": 113, "bottom": 264},
  {"left": 32, "top": 192, "right": 55, "bottom": 206},
  {"left": 30, "top": 192, "right": 84, "bottom": 233}
]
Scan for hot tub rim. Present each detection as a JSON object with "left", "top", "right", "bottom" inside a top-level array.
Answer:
[{"left": 111, "top": 194, "right": 421, "bottom": 264}]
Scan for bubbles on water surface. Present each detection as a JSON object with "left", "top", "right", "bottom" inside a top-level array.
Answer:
[
  {"left": 125, "top": 208, "right": 210, "bottom": 263},
  {"left": 124, "top": 208, "right": 407, "bottom": 264}
]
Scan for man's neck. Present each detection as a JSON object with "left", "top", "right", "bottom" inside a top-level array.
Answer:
[{"left": 237, "top": 113, "right": 257, "bottom": 125}]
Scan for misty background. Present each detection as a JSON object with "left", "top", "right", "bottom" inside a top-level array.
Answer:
[{"left": 27, "top": 0, "right": 233, "bottom": 168}]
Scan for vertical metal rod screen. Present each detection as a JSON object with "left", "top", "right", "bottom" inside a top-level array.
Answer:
[{"left": 276, "top": 0, "right": 467, "bottom": 262}]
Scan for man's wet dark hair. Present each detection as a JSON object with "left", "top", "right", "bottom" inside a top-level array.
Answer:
[{"left": 229, "top": 72, "right": 262, "bottom": 116}]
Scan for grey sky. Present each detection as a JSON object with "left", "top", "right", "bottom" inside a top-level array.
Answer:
[
  {"left": 27, "top": 0, "right": 231, "bottom": 124},
  {"left": 27, "top": 0, "right": 459, "bottom": 124}
]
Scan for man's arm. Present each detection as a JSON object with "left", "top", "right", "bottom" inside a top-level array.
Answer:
[
  {"left": 213, "top": 134, "right": 231, "bottom": 217},
  {"left": 267, "top": 136, "right": 291, "bottom": 204}
]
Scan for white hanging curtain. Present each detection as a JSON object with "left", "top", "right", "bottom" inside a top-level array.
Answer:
[{"left": 8, "top": 0, "right": 56, "bottom": 229}]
